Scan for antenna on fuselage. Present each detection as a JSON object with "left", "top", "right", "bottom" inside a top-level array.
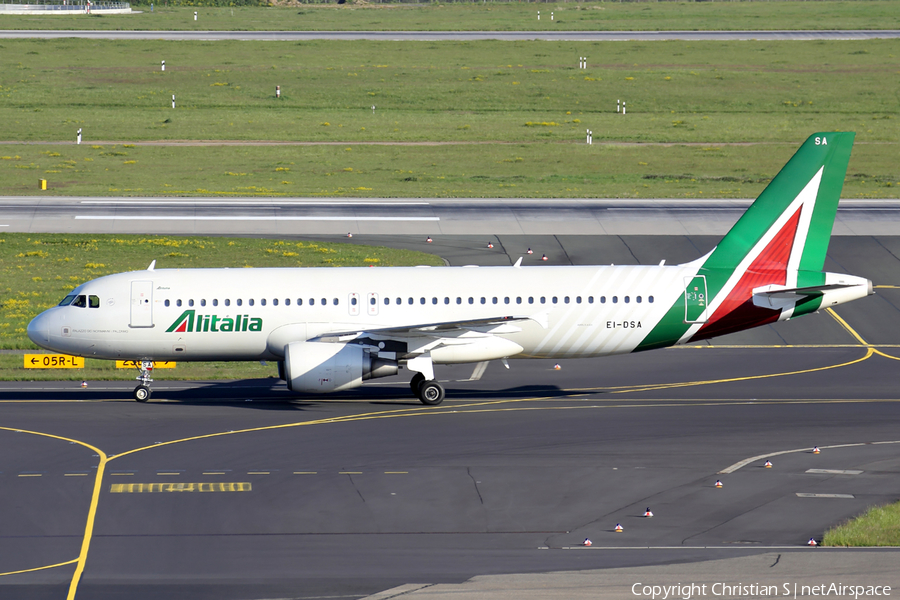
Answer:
[{"left": 147, "top": 260, "right": 156, "bottom": 271}]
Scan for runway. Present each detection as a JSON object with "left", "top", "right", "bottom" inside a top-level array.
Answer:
[
  {"left": 1, "top": 231, "right": 899, "bottom": 599},
  {"left": 1, "top": 30, "right": 899, "bottom": 41},
  {"left": 5, "top": 196, "right": 900, "bottom": 236},
  {"left": 2, "top": 346, "right": 900, "bottom": 599}
]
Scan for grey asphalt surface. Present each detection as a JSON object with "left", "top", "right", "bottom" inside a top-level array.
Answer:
[
  {"left": 5, "top": 196, "right": 900, "bottom": 236},
  {"left": 1, "top": 30, "right": 899, "bottom": 41},
  {"left": 1, "top": 234, "right": 899, "bottom": 599}
]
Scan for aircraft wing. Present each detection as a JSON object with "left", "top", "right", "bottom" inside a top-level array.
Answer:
[{"left": 310, "top": 313, "right": 548, "bottom": 342}]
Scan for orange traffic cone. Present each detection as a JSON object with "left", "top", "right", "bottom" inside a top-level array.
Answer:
[
  {"left": 813, "top": 446, "right": 820, "bottom": 454},
  {"left": 347, "top": 233, "right": 353, "bottom": 238},
  {"left": 583, "top": 538, "right": 592, "bottom": 547},
  {"left": 527, "top": 248, "right": 533, "bottom": 254},
  {"left": 715, "top": 480, "right": 723, "bottom": 488},
  {"left": 643, "top": 508, "right": 653, "bottom": 517},
  {"left": 541, "top": 254, "right": 548, "bottom": 261},
  {"left": 764, "top": 460, "right": 773, "bottom": 468},
  {"left": 553, "top": 364, "right": 561, "bottom": 370},
  {"left": 81, "top": 381, "right": 88, "bottom": 388},
  {"left": 808, "top": 538, "right": 818, "bottom": 546},
  {"left": 614, "top": 524, "right": 623, "bottom": 532},
  {"left": 426, "top": 236, "right": 433, "bottom": 243},
  {"left": 487, "top": 242, "right": 493, "bottom": 248}
]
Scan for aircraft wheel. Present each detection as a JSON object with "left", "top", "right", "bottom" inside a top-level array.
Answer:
[
  {"left": 409, "top": 372, "right": 426, "bottom": 395},
  {"left": 134, "top": 385, "right": 151, "bottom": 403},
  {"left": 417, "top": 380, "right": 444, "bottom": 406}
]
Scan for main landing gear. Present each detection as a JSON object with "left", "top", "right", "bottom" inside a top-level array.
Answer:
[
  {"left": 409, "top": 370, "right": 444, "bottom": 406},
  {"left": 133, "top": 360, "right": 154, "bottom": 402}
]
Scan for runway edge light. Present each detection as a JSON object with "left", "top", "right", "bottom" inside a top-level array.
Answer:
[
  {"left": 764, "top": 460, "right": 773, "bottom": 468},
  {"left": 615, "top": 524, "right": 623, "bottom": 532},
  {"left": 644, "top": 508, "right": 653, "bottom": 517},
  {"left": 715, "top": 480, "right": 723, "bottom": 488},
  {"left": 583, "top": 538, "right": 592, "bottom": 546},
  {"left": 813, "top": 446, "right": 821, "bottom": 454},
  {"left": 808, "top": 538, "right": 818, "bottom": 547}
]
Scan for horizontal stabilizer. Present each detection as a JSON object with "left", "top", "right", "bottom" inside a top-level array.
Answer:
[{"left": 752, "top": 283, "right": 856, "bottom": 310}]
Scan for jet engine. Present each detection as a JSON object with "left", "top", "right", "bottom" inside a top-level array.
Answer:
[{"left": 284, "top": 341, "right": 398, "bottom": 393}]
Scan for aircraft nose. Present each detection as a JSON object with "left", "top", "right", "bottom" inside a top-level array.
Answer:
[{"left": 27, "top": 312, "right": 50, "bottom": 348}]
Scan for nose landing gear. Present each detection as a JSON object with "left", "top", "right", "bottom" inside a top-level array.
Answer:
[{"left": 133, "top": 360, "right": 154, "bottom": 402}]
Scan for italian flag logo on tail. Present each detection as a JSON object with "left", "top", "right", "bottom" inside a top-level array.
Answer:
[{"left": 638, "top": 132, "right": 856, "bottom": 350}]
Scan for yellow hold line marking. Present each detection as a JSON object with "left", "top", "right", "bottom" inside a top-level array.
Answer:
[
  {"left": 110, "top": 482, "right": 251, "bottom": 493},
  {"left": 825, "top": 308, "right": 869, "bottom": 346},
  {"left": 0, "top": 558, "right": 78, "bottom": 577}
]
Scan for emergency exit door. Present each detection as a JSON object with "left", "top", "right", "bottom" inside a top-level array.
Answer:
[{"left": 130, "top": 280, "right": 154, "bottom": 328}]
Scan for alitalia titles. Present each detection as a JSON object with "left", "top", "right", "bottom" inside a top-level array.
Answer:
[{"left": 166, "top": 310, "right": 262, "bottom": 334}]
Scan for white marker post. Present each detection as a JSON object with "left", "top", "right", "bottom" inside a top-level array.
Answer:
[
  {"left": 76, "top": 128, "right": 82, "bottom": 145},
  {"left": 617, "top": 99, "right": 620, "bottom": 113},
  {"left": 161, "top": 60, "right": 165, "bottom": 72},
  {"left": 537, "top": 11, "right": 540, "bottom": 20},
  {"left": 276, "top": 85, "right": 281, "bottom": 98},
  {"left": 623, "top": 101, "right": 626, "bottom": 115},
  {"left": 193, "top": 11, "right": 197, "bottom": 21},
  {"left": 172, "top": 94, "right": 176, "bottom": 109},
  {"left": 372, "top": 105, "right": 376, "bottom": 114},
  {"left": 551, "top": 11, "right": 554, "bottom": 21}
]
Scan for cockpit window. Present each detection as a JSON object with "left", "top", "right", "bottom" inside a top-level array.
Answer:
[
  {"left": 89, "top": 295, "right": 100, "bottom": 308},
  {"left": 71, "top": 295, "right": 87, "bottom": 308},
  {"left": 58, "top": 294, "right": 77, "bottom": 307}
]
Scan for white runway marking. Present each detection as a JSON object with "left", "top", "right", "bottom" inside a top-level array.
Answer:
[
  {"left": 75, "top": 216, "right": 440, "bottom": 222},
  {"left": 80, "top": 200, "right": 430, "bottom": 206},
  {"left": 806, "top": 469, "right": 864, "bottom": 475},
  {"left": 796, "top": 493, "right": 855, "bottom": 499}
]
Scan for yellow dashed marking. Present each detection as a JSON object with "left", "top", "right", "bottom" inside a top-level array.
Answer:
[
  {"left": 340, "top": 471, "right": 362, "bottom": 475},
  {"left": 110, "top": 472, "right": 134, "bottom": 476},
  {"left": 203, "top": 472, "right": 226, "bottom": 475},
  {"left": 156, "top": 472, "right": 181, "bottom": 476},
  {"left": 110, "top": 482, "right": 251, "bottom": 493},
  {"left": 247, "top": 471, "right": 270, "bottom": 475},
  {"left": 385, "top": 471, "right": 408, "bottom": 474},
  {"left": 65, "top": 473, "right": 89, "bottom": 477},
  {"left": 293, "top": 471, "right": 317, "bottom": 475},
  {"left": 18, "top": 473, "right": 42, "bottom": 477}
]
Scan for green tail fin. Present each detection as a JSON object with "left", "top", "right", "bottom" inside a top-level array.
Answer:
[{"left": 703, "top": 132, "right": 855, "bottom": 274}]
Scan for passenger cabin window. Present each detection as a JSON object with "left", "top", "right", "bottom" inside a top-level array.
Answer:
[
  {"left": 273, "top": 299, "right": 278, "bottom": 306},
  {"left": 297, "top": 298, "right": 303, "bottom": 306},
  {"left": 649, "top": 296, "right": 655, "bottom": 303},
  {"left": 612, "top": 296, "right": 618, "bottom": 304},
  {"left": 201, "top": 299, "right": 207, "bottom": 307},
  {"left": 285, "top": 299, "right": 290, "bottom": 306},
  {"left": 177, "top": 299, "right": 182, "bottom": 307},
  {"left": 332, "top": 298, "right": 338, "bottom": 306},
  {"left": 261, "top": 299, "right": 266, "bottom": 306},
  {"left": 225, "top": 299, "right": 231, "bottom": 307},
  {"left": 249, "top": 299, "right": 255, "bottom": 306},
  {"left": 165, "top": 299, "right": 170, "bottom": 307},
  {"left": 189, "top": 299, "right": 195, "bottom": 307},
  {"left": 624, "top": 296, "right": 630, "bottom": 304},
  {"left": 237, "top": 299, "right": 243, "bottom": 307},
  {"left": 212, "top": 299, "right": 218, "bottom": 307},
  {"left": 58, "top": 294, "right": 77, "bottom": 307},
  {"left": 309, "top": 298, "right": 315, "bottom": 306}
]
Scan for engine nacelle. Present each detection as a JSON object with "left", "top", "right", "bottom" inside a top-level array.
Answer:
[{"left": 284, "top": 341, "right": 398, "bottom": 393}]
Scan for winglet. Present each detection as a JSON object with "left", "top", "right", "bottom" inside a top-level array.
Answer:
[
  {"left": 513, "top": 257, "right": 523, "bottom": 268},
  {"left": 147, "top": 260, "right": 156, "bottom": 271}
]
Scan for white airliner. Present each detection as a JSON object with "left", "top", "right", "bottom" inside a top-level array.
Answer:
[{"left": 28, "top": 133, "right": 872, "bottom": 405}]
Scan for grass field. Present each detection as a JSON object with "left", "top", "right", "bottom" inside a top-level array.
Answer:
[
  {"left": 0, "top": 2, "right": 897, "bottom": 32},
  {"left": 0, "top": 232, "right": 443, "bottom": 353},
  {"left": 823, "top": 501, "right": 900, "bottom": 546},
  {"left": 1, "top": 38, "right": 898, "bottom": 198}
]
